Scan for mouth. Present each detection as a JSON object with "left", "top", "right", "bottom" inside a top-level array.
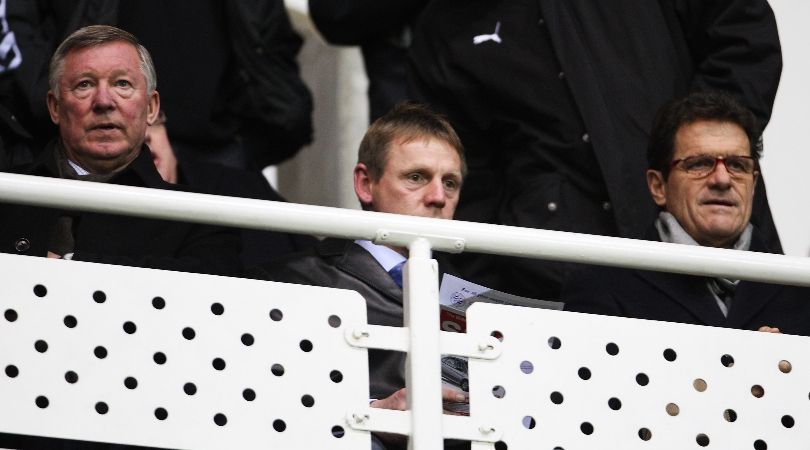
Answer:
[
  {"left": 701, "top": 198, "right": 737, "bottom": 208},
  {"left": 89, "top": 122, "right": 121, "bottom": 132}
]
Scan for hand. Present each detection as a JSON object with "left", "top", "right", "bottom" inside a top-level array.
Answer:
[
  {"left": 145, "top": 122, "right": 178, "bottom": 184},
  {"left": 370, "top": 386, "right": 468, "bottom": 411},
  {"left": 758, "top": 325, "right": 781, "bottom": 334},
  {"left": 47, "top": 251, "right": 61, "bottom": 259}
]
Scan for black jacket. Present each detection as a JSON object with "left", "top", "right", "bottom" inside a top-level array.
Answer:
[
  {"left": 0, "top": 142, "right": 242, "bottom": 277},
  {"left": 563, "top": 228, "right": 810, "bottom": 336}
]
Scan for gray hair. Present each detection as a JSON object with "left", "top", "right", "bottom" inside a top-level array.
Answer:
[{"left": 49, "top": 25, "right": 157, "bottom": 97}]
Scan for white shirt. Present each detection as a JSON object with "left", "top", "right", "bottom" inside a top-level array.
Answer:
[{"left": 354, "top": 240, "right": 406, "bottom": 272}]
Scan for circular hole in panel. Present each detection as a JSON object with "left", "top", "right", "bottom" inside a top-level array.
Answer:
[
  {"left": 243, "top": 388, "right": 256, "bottom": 402},
  {"left": 491, "top": 330, "right": 504, "bottom": 341},
  {"left": 182, "top": 327, "right": 196, "bottom": 340},
  {"left": 666, "top": 403, "right": 680, "bottom": 416},
  {"left": 331, "top": 425, "right": 345, "bottom": 438},
  {"left": 183, "top": 383, "right": 197, "bottom": 395},
  {"left": 580, "top": 422, "right": 594, "bottom": 435},
  {"left": 721, "top": 354, "right": 735, "bottom": 367},
  {"left": 64, "top": 371, "right": 78, "bottom": 384},
  {"left": 663, "top": 348, "right": 677, "bottom": 362},
  {"left": 94, "top": 346, "right": 108, "bottom": 359},
  {"left": 273, "top": 419, "right": 286, "bottom": 432},
  {"left": 547, "top": 336, "right": 561, "bottom": 349},
  {"left": 330, "top": 370, "right": 343, "bottom": 383},
  {"left": 35, "top": 396, "right": 49, "bottom": 408},
  {"left": 751, "top": 385, "right": 765, "bottom": 398},
  {"left": 636, "top": 373, "right": 649, "bottom": 386},
  {"left": 34, "top": 340, "right": 48, "bottom": 353},
  {"left": 269, "top": 308, "right": 283, "bottom": 321},
  {"left": 638, "top": 428, "right": 652, "bottom": 441},
  {"left": 63, "top": 315, "right": 77, "bottom": 328},
  {"left": 271, "top": 364, "right": 285, "bottom": 377},
  {"left": 495, "top": 441, "right": 508, "bottom": 450},
  {"left": 520, "top": 361, "right": 534, "bottom": 374},
  {"left": 95, "top": 402, "right": 109, "bottom": 415},
  {"left": 211, "top": 303, "right": 224, "bottom": 315},
  {"left": 300, "top": 340, "right": 313, "bottom": 352},
  {"left": 492, "top": 385, "right": 506, "bottom": 399},
  {"left": 152, "top": 297, "right": 166, "bottom": 310},
  {"left": 724, "top": 409, "right": 737, "bottom": 422},
  {"left": 33, "top": 284, "right": 47, "bottom": 298},
  {"left": 608, "top": 397, "right": 622, "bottom": 411},
  {"left": 696, "top": 433, "right": 710, "bottom": 447},
  {"left": 779, "top": 360, "right": 792, "bottom": 374},
  {"left": 578, "top": 367, "right": 592, "bottom": 381},
  {"left": 328, "top": 315, "right": 342, "bottom": 328},
  {"left": 212, "top": 358, "right": 226, "bottom": 371},
  {"left": 122, "top": 321, "right": 136, "bottom": 334},
  {"left": 522, "top": 416, "right": 536, "bottom": 429},
  {"left": 92, "top": 291, "right": 106, "bottom": 304},
  {"left": 214, "top": 413, "right": 227, "bottom": 426},
  {"left": 605, "top": 342, "right": 619, "bottom": 356},
  {"left": 4, "top": 309, "right": 18, "bottom": 322},
  {"left": 153, "top": 352, "right": 166, "bottom": 365},
  {"left": 550, "top": 391, "right": 564, "bottom": 405},
  {"left": 5, "top": 365, "right": 19, "bottom": 378},
  {"left": 754, "top": 439, "right": 768, "bottom": 450},
  {"left": 124, "top": 377, "right": 138, "bottom": 390},
  {"left": 781, "top": 415, "right": 795, "bottom": 428},
  {"left": 693, "top": 379, "right": 707, "bottom": 392},
  {"left": 241, "top": 333, "right": 254, "bottom": 346},
  {"left": 301, "top": 395, "right": 315, "bottom": 408},
  {"left": 155, "top": 408, "right": 168, "bottom": 421}
]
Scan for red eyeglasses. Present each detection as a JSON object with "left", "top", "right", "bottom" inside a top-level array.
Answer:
[{"left": 670, "top": 155, "right": 757, "bottom": 178}]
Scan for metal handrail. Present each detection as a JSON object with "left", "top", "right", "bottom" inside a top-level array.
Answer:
[{"left": 0, "top": 172, "right": 808, "bottom": 287}]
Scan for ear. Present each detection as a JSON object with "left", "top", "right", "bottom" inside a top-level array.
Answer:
[
  {"left": 146, "top": 90, "right": 160, "bottom": 125},
  {"left": 353, "top": 163, "right": 374, "bottom": 208},
  {"left": 47, "top": 91, "right": 60, "bottom": 125},
  {"left": 646, "top": 169, "right": 668, "bottom": 208}
]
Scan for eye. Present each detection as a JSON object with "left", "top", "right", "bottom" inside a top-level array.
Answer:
[
  {"left": 114, "top": 79, "right": 133, "bottom": 88},
  {"left": 75, "top": 80, "right": 93, "bottom": 90},
  {"left": 682, "top": 156, "right": 715, "bottom": 171},
  {"left": 406, "top": 173, "right": 426, "bottom": 184},
  {"left": 724, "top": 157, "right": 751, "bottom": 173},
  {"left": 443, "top": 178, "right": 460, "bottom": 191}
]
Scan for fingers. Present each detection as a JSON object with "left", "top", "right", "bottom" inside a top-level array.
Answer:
[{"left": 758, "top": 326, "right": 781, "bottom": 334}]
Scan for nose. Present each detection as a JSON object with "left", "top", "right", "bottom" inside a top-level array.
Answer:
[
  {"left": 92, "top": 83, "right": 115, "bottom": 113},
  {"left": 707, "top": 159, "right": 733, "bottom": 188},
  {"left": 424, "top": 179, "right": 447, "bottom": 208}
]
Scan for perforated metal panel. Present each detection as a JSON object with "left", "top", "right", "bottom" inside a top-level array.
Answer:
[
  {"left": 466, "top": 303, "right": 810, "bottom": 450},
  {"left": 0, "top": 253, "right": 371, "bottom": 449}
]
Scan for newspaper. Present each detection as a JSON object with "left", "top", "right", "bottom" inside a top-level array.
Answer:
[{"left": 438, "top": 274, "right": 563, "bottom": 415}]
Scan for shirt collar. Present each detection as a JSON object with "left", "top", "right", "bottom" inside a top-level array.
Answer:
[{"left": 354, "top": 239, "right": 407, "bottom": 272}]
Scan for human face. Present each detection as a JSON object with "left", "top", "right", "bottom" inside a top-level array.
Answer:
[
  {"left": 47, "top": 41, "right": 159, "bottom": 174},
  {"left": 647, "top": 120, "right": 758, "bottom": 248},
  {"left": 354, "top": 137, "right": 463, "bottom": 220}
]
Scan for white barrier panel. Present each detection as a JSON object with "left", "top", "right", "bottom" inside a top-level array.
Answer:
[
  {"left": 0, "top": 253, "right": 371, "bottom": 449},
  {"left": 466, "top": 303, "right": 810, "bottom": 450}
]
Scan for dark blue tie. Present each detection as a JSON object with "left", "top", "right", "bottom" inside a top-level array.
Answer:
[{"left": 388, "top": 261, "right": 405, "bottom": 288}]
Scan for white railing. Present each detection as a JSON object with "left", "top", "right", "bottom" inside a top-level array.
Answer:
[{"left": 1, "top": 172, "right": 809, "bottom": 450}]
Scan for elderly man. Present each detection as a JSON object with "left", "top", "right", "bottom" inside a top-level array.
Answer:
[
  {"left": 563, "top": 92, "right": 809, "bottom": 335},
  {"left": 251, "top": 102, "right": 467, "bottom": 448},
  {"left": 0, "top": 25, "right": 239, "bottom": 276}
]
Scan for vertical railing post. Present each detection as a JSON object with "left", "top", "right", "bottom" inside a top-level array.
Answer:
[{"left": 404, "top": 237, "right": 443, "bottom": 450}]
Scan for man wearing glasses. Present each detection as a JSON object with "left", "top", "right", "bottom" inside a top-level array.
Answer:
[{"left": 564, "top": 92, "right": 810, "bottom": 335}]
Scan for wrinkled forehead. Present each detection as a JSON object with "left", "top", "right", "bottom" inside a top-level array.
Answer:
[{"left": 673, "top": 120, "right": 751, "bottom": 158}]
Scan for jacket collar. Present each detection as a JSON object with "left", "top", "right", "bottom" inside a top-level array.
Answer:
[
  {"left": 317, "top": 239, "right": 403, "bottom": 304},
  {"left": 25, "top": 139, "right": 165, "bottom": 188}
]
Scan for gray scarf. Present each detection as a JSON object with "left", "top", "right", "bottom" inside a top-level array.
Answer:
[{"left": 655, "top": 211, "right": 753, "bottom": 317}]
